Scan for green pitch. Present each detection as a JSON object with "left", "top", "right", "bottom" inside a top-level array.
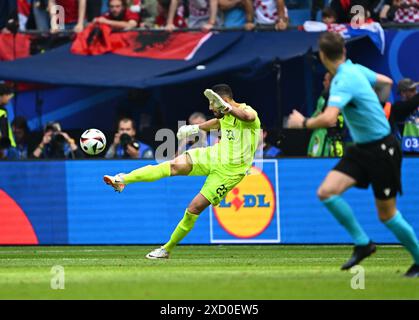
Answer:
[{"left": 0, "top": 245, "right": 417, "bottom": 300}]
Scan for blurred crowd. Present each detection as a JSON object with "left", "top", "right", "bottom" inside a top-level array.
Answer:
[{"left": 0, "top": 0, "right": 418, "bottom": 34}]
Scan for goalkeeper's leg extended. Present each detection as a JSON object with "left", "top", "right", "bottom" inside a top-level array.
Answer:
[
  {"left": 103, "top": 153, "right": 193, "bottom": 192},
  {"left": 146, "top": 193, "right": 210, "bottom": 259}
]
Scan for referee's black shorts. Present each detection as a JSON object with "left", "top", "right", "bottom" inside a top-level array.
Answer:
[{"left": 333, "top": 134, "right": 402, "bottom": 200}]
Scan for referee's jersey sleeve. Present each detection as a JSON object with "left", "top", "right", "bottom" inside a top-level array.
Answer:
[{"left": 327, "top": 76, "right": 353, "bottom": 109}]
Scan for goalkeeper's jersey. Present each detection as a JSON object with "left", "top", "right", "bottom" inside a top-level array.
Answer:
[{"left": 209, "top": 103, "right": 261, "bottom": 174}]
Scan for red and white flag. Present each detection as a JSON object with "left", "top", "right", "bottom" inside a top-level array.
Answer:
[{"left": 71, "top": 24, "right": 213, "bottom": 60}]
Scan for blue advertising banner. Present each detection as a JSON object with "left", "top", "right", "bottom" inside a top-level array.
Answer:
[
  {"left": 278, "top": 158, "right": 418, "bottom": 243},
  {"left": 65, "top": 160, "right": 208, "bottom": 244},
  {"left": 0, "top": 158, "right": 418, "bottom": 245},
  {"left": 0, "top": 161, "right": 68, "bottom": 244}
]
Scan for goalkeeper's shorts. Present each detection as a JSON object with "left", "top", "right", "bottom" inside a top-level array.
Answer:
[{"left": 185, "top": 147, "right": 246, "bottom": 206}]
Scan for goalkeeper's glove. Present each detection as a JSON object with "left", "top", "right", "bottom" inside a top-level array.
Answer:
[
  {"left": 177, "top": 124, "right": 200, "bottom": 140},
  {"left": 216, "top": 101, "right": 233, "bottom": 114},
  {"left": 204, "top": 89, "right": 233, "bottom": 114}
]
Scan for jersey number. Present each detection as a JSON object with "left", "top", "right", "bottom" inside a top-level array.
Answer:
[
  {"left": 216, "top": 184, "right": 228, "bottom": 197},
  {"left": 226, "top": 130, "right": 235, "bottom": 141}
]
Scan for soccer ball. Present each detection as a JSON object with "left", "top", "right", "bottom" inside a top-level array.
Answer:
[{"left": 80, "top": 129, "right": 106, "bottom": 155}]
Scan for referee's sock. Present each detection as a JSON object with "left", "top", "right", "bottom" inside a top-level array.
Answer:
[
  {"left": 163, "top": 209, "right": 199, "bottom": 252},
  {"left": 322, "top": 195, "right": 370, "bottom": 246},
  {"left": 384, "top": 211, "right": 419, "bottom": 265},
  {"left": 123, "top": 161, "right": 171, "bottom": 184}
]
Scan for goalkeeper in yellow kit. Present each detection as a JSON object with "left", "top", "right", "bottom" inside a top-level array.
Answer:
[{"left": 104, "top": 84, "right": 261, "bottom": 259}]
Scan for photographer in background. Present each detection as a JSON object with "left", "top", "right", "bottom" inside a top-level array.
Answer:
[
  {"left": 32, "top": 121, "right": 81, "bottom": 159},
  {"left": 385, "top": 78, "right": 419, "bottom": 154},
  {"left": 307, "top": 72, "right": 345, "bottom": 157},
  {"left": 105, "top": 117, "right": 154, "bottom": 159}
]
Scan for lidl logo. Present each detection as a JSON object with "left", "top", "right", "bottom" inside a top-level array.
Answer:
[{"left": 212, "top": 166, "right": 275, "bottom": 239}]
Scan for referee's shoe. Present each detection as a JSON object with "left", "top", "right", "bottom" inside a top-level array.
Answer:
[
  {"left": 341, "top": 241, "right": 377, "bottom": 270},
  {"left": 405, "top": 264, "right": 419, "bottom": 278}
]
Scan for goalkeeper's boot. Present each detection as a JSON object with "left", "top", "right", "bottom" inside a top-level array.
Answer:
[
  {"left": 103, "top": 173, "right": 126, "bottom": 193},
  {"left": 404, "top": 264, "right": 419, "bottom": 278},
  {"left": 204, "top": 89, "right": 232, "bottom": 112},
  {"left": 341, "top": 241, "right": 377, "bottom": 270},
  {"left": 146, "top": 247, "right": 170, "bottom": 260}
]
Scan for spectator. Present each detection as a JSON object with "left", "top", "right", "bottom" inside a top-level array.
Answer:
[
  {"left": 378, "top": 0, "right": 397, "bottom": 22},
  {"left": 155, "top": 0, "right": 187, "bottom": 28},
  {"left": 254, "top": 0, "right": 289, "bottom": 30},
  {"left": 0, "top": 84, "right": 16, "bottom": 150},
  {"left": 307, "top": 72, "right": 345, "bottom": 157},
  {"left": 30, "top": 0, "right": 50, "bottom": 31},
  {"left": 32, "top": 121, "right": 81, "bottom": 159},
  {"left": 12, "top": 116, "right": 31, "bottom": 160},
  {"left": 219, "top": 0, "right": 255, "bottom": 30},
  {"left": 93, "top": 0, "right": 139, "bottom": 29},
  {"left": 322, "top": 6, "right": 338, "bottom": 24},
  {"left": 369, "top": 0, "right": 391, "bottom": 21},
  {"left": 49, "top": 0, "right": 86, "bottom": 33},
  {"left": 398, "top": 78, "right": 419, "bottom": 100},
  {"left": 385, "top": 78, "right": 419, "bottom": 152},
  {"left": 17, "top": 0, "right": 31, "bottom": 31},
  {"left": 166, "top": 0, "right": 219, "bottom": 31},
  {"left": 392, "top": 0, "right": 419, "bottom": 23},
  {"left": 136, "top": 0, "right": 159, "bottom": 27},
  {"left": 105, "top": 117, "right": 154, "bottom": 159},
  {"left": 387, "top": 78, "right": 419, "bottom": 130}
]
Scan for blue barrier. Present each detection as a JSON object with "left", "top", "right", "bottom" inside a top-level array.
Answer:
[{"left": 0, "top": 158, "right": 418, "bottom": 245}]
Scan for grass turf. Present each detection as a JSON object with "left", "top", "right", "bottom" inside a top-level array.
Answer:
[{"left": 0, "top": 245, "right": 417, "bottom": 300}]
